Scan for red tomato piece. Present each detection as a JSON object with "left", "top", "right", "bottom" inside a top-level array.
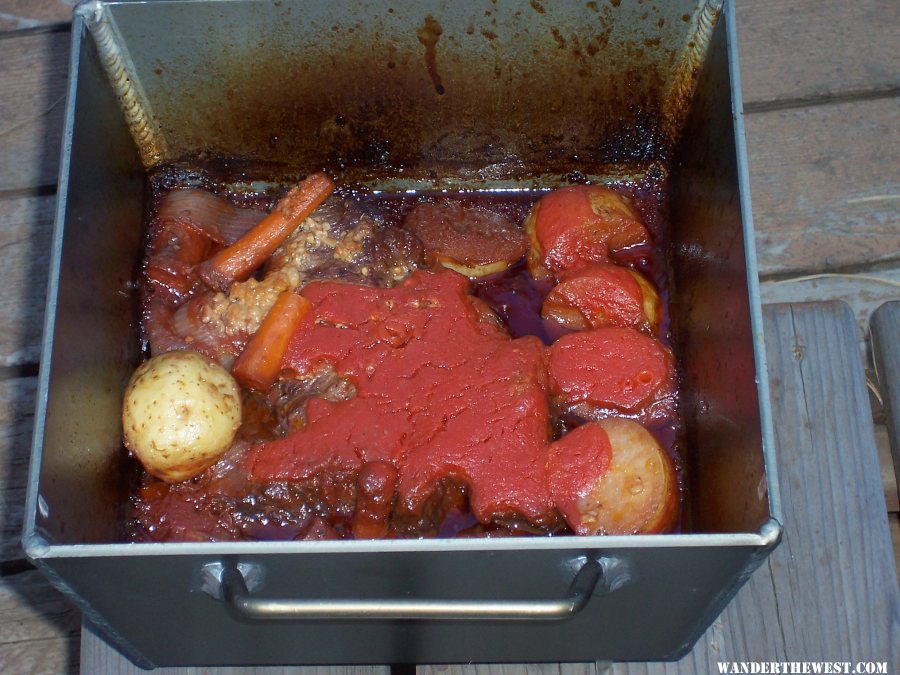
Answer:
[
  {"left": 525, "top": 185, "right": 650, "bottom": 280},
  {"left": 541, "top": 263, "right": 661, "bottom": 334},
  {"left": 548, "top": 327, "right": 675, "bottom": 423}
]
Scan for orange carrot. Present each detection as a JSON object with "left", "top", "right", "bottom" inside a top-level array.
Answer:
[
  {"left": 231, "top": 292, "right": 311, "bottom": 390},
  {"left": 198, "top": 172, "right": 335, "bottom": 291}
]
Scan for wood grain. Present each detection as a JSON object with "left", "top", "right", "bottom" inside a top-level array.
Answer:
[
  {"left": 418, "top": 666, "right": 601, "bottom": 675},
  {"left": 0, "top": 569, "right": 80, "bottom": 674},
  {"left": 0, "top": 376, "right": 67, "bottom": 675},
  {"left": 0, "top": 376, "right": 38, "bottom": 563},
  {"left": 0, "top": 30, "right": 69, "bottom": 192},
  {"left": 0, "top": 371, "right": 80, "bottom": 675},
  {"left": 734, "top": 0, "right": 900, "bottom": 107},
  {"left": 759, "top": 270, "right": 900, "bottom": 356},
  {"left": 717, "top": 302, "right": 898, "bottom": 662},
  {"left": 0, "top": 0, "right": 74, "bottom": 31},
  {"left": 0, "top": 194, "right": 55, "bottom": 367},
  {"left": 747, "top": 97, "right": 900, "bottom": 276}
]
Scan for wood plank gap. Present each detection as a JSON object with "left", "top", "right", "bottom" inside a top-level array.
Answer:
[
  {"left": 0, "top": 558, "right": 35, "bottom": 577},
  {"left": 0, "top": 22, "right": 70, "bottom": 40},
  {"left": 759, "top": 257, "right": 900, "bottom": 283},
  {"left": 745, "top": 86, "right": 900, "bottom": 114},
  {"left": 0, "top": 185, "right": 57, "bottom": 201},
  {"left": 0, "top": 363, "right": 39, "bottom": 381}
]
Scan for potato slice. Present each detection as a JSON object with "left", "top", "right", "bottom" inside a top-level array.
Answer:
[
  {"left": 548, "top": 419, "right": 677, "bottom": 535},
  {"left": 541, "top": 263, "right": 662, "bottom": 334},
  {"left": 548, "top": 327, "right": 676, "bottom": 423},
  {"left": 583, "top": 419, "right": 678, "bottom": 534},
  {"left": 525, "top": 185, "right": 650, "bottom": 280},
  {"left": 404, "top": 200, "right": 527, "bottom": 277},
  {"left": 433, "top": 254, "right": 516, "bottom": 278},
  {"left": 122, "top": 350, "right": 242, "bottom": 482}
]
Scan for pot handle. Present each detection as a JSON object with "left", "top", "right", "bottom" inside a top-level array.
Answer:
[{"left": 209, "top": 555, "right": 622, "bottom": 621}]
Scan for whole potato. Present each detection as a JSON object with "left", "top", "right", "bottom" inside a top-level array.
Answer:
[{"left": 122, "top": 350, "right": 242, "bottom": 482}]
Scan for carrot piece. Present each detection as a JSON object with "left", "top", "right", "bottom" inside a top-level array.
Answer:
[
  {"left": 197, "top": 172, "right": 335, "bottom": 291},
  {"left": 231, "top": 292, "right": 312, "bottom": 390}
]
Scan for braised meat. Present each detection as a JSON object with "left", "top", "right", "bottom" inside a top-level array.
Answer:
[{"left": 145, "top": 188, "right": 424, "bottom": 365}]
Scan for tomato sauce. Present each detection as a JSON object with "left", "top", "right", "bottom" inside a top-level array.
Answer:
[{"left": 247, "top": 269, "right": 557, "bottom": 526}]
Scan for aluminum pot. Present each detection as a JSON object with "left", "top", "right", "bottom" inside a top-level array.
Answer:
[{"left": 23, "top": 0, "right": 780, "bottom": 667}]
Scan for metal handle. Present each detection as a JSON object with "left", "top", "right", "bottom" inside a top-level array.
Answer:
[{"left": 212, "top": 556, "right": 612, "bottom": 621}]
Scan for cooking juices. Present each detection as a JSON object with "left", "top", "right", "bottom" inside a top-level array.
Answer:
[{"left": 129, "top": 166, "right": 680, "bottom": 542}]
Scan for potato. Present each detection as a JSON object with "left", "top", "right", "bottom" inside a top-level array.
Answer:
[
  {"left": 122, "top": 350, "right": 242, "bottom": 482},
  {"left": 548, "top": 419, "right": 678, "bottom": 535},
  {"left": 541, "top": 263, "right": 662, "bottom": 334},
  {"left": 403, "top": 200, "right": 528, "bottom": 278},
  {"left": 433, "top": 254, "right": 515, "bottom": 278},
  {"left": 547, "top": 327, "right": 676, "bottom": 423},
  {"left": 525, "top": 185, "right": 650, "bottom": 280}
]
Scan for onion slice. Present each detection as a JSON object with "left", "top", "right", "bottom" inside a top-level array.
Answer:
[{"left": 158, "top": 188, "right": 266, "bottom": 246}]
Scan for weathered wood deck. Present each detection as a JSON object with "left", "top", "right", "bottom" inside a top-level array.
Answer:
[{"left": 0, "top": 1, "right": 897, "bottom": 673}]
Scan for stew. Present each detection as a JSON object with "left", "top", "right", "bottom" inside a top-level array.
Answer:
[{"left": 124, "top": 165, "right": 681, "bottom": 541}]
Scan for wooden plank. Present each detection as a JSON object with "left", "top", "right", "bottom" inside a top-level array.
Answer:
[
  {"left": 415, "top": 666, "right": 600, "bottom": 675},
  {"left": 0, "top": 194, "right": 55, "bottom": 367},
  {"left": 872, "top": 301, "right": 900, "bottom": 487},
  {"left": 0, "top": 635, "right": 78, "bottom": 675},
  {"left": 759, "top": 273, "right": 900, "bottom": 514},
  {"left": 417, "top": 302, "right": 900, "bottom": 675},
  {"left": 0, "top": 30, "right": 69, "bottom": 192},
  {"left": 0, "top": 371, "right": 81, "bottom": 674},
  {"left": 735, "top": 0, "right": 900, "bottom": 107},
  {"left": 0, "top": 569, "right": 80, "bottom": 674},
  {"left": 81, "top": 620, "right": 391, "bottom": 675},
  {"left": 759, "top": 267, "right": 900, "bottom": 358},
  {"left": 0, "top": 1, "right": 74, "bottom": 31},
  {"left": 622, "top": 302, "right": 900, "bottom": 667},
  {"left": 0, "top": 376, "right": 38, "bottom": 563},
  {"left": 747, "top": 97, "right": 900, "bottom": 276},
  {"left": 709, "top": 302, "right": 898, "bottom": 663}
]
